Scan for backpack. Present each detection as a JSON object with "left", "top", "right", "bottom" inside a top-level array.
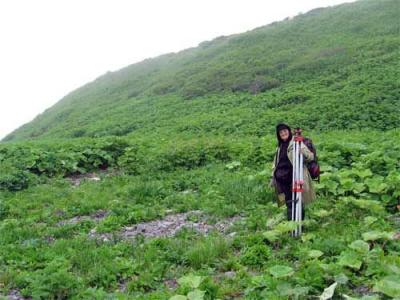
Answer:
[{"left": 303, "top": 138, "right": 320, "bottom": 182}]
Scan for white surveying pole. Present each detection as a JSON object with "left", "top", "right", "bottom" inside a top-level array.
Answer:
[{"left": 292, "top": 128, "right": 304, "bottom": 237}]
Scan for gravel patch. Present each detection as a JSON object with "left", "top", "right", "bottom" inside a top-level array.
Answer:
[
  {"left": 353, "top": 285, "right": 372, "bottom": 297},
  {"left": 67, "top": 172, "right": 101, "bottom": 187},
  {"left": 164, "top": 278, "right": 179, "bottom": 290},
  {"left": 57, "top": 209, "right": 109, "bottom": 226},
  {"left": 89, "top": 211, "right": 243, "bottom": 241},
  {"left": 1, "top": 289, "right": 28, "bottom": 300}
]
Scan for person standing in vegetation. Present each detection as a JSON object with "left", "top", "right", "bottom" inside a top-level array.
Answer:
[{"left": 271, "top": 123, "right": 316, "bottom": 221}]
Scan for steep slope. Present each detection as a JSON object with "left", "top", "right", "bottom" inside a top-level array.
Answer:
[{"left": 4, "top": 0, "right": 399, "bottom": 141}]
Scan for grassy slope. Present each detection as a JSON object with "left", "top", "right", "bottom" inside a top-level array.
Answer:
[{"left": 4, "top": 0, "right": 399, "bottom": 141}]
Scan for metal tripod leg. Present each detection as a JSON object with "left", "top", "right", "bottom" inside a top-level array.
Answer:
[
  {"left": 298, "top": 143, "right": 303, "bottom": 235},
  {"left": 292, "top": 130, "right": 304, "bottom": 238},
  {"left": 291, "top": 139, "right": 297, "bottom": 237}
]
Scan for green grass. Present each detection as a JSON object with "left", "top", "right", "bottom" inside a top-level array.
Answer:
[{"left": 0, "top": 131, "right": 399, "bottom": 299}]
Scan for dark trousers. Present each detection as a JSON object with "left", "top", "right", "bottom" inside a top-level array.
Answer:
[{"left": 281, "top": 182, "right": 305, "bottom": 221}]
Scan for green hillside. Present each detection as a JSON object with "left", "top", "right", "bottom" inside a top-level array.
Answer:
[
  {"left": 4, "top": 0, "right": 399, "bottom": 141},
  {"left": 0, "top": 0, "right": 400, "bottom": 299}
]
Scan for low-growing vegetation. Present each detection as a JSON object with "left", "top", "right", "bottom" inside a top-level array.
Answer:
[{"left": 0, "top": 131, "right": 399, "bottom": 299}]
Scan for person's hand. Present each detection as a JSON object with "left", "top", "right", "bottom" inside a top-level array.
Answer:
[{"left": 300, "top": 145, "right": 307, "bottom": 155}]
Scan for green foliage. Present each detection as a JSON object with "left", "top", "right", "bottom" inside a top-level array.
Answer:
[
  {"left": 240, "top": 244, "right": 272, "bottom": 266},
  {"left": 0, "top": 161, "right": 36, "bottom": 191},
  {"left": 337, "top": 251, "right": 363, "bottom": 270},
  {"left": 170, "top": 275, "right": 206, "bottom": 300},
  {"left": 0, "top": 136, "right": 398, "bottom": 298},
  {"left": 308, "top": 250, "right": 324, "bottom": 259},
  {"left": 362, "top": 231, "right": 395, "bottom": 242},
  {"left": 20, "top": 258, "right": 83, "bottom": 299},
  {"left": 0, "top": 137, "right": 129, "bottom": 191},
  {"left": 269, "top": 265, "right": 294, "bottom": 278},
  {"left": 349, "top": 240, "right": 370, "bottom": 254},
  {"left": 177, "top": 274, "right": 203, "bottom": 289},
  {"left": 184, "top": 235, "right": 229, "bottom": 269},
  {"left": 373, "top": 275, "right": 400, "bottom": 298}
]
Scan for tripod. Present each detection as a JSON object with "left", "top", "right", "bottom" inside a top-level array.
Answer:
[{"left": 291, "top": 128, "right": 304, "bottom": 237}]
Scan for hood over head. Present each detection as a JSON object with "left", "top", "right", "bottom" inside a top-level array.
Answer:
[{"left": 276, "top": 123, "right": 292, "bottom": 145}]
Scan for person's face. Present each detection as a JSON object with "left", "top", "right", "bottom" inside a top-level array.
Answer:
[{"left": 279, "top": 129, "right": 290, "bottom": 141}]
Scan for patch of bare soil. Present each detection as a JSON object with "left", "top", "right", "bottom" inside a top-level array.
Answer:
[
  {"left": 66, "top": 169, "right": 122, "bottom": 187},
  {"left": 67, "top": 172, "right": 101, "bottom": 187},
  {"left": 163, "top": 278, "right": 179, "bottom": 290},
  {"left": 353, "top": 285, "right": 372, "bottom": 297},
  {"left": 1, "top": 289, "right": 28, "bottom": 300},
  {"left": 89, "top": 211, "right": 243, "bottom": 242},
  {"left": 57, "top": 209, "right": 109, "bottom": 226}
]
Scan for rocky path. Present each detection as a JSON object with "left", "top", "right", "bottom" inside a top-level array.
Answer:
[
  {"left": 88, "top": 210, "right": 243, "bottom": 241},
  {"left": 1, "top": 289, "right": 27, "bottom": 300}
]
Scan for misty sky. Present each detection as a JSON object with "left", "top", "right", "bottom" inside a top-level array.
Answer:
[{"left": 0, "top": 0, "right": 356, "bottom": 140}]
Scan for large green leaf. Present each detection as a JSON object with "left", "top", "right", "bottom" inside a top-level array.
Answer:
[
  {"left": 351, "top": 199, "right": 384, "bottom": 214},
  {"left": 275, "top": 221, "right": 298, "bottom": 234},
  {"left": 353, "top": 182, "right": 366, "bottom": 194},
  {"left": 308, "top": 250, "right": 324, "bottom": 259},
  {"left": 362, "top": 231, "right": 395, "bottom": 241},
  {"left": 363, "top": 216, "right": 378, "bottom": 226},
  {"left": 349, "top": 240, "right": 370, "bottom": 254},
  {"left": 266, "top": 214, "right": 285, "bottom": 229},
  {"left": 325, "top": 181, "right": 339, "bottom": 194},
  {"left": 343, "top": 295, "right": 379, "bottom": 300},
  {"left": 169, "top": 296, "right": 187, "bottom": 300},
  {"left": 177, "top": 274, "right": 203, "bottom": 289},
  {"left": 225, "top": 161, "right": 241, "bottom": 170},
  {"left": 356, "top": 169, "right": 373, "bottom": 179},
  {"left": 337, "top": 251, "right": 362, "bottom": 270},
  {"left": 187, "top": 289, "right": 205, "bottom": 300},
  {"left": 334, "top": 273, "right": 349, "bottom": 284},
  {"left": 340, "top": 177, "right": 354, "bottom": 190},
  {"left": 387, "top": 264, "right": 400, "bottom": 275},
  {"left": 277, "top": 283, "right": 309, "bottom": 297},
  {"left": 312, "top": 209, "right": 333, "bottom": 218},
  {"left": 373, "top": 275, "right": 400, "bottom": 298},
  {"left": 269, "top": 265, "right": 294, "bottom": 278},
  {"left": 263, "top": 230, "right": 279, "bottom": 242},
  {"left": 365, "top": 178, "right": 388, "bottom": 194},
  {"left": 301, "top": 233, "right": 316, "bottom": 242}
]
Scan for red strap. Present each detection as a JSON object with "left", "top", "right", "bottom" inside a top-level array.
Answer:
[
  {"left": 294, "top": 136, "right": 304, "bottom": 142},
  {"left": 292, "top": 180, "right": 304, "bottom": 192}
]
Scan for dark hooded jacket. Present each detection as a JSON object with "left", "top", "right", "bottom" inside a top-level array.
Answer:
[
  {"left": 270, "top": 123, "right": 316, "bottom": 206},
  {"left": 274, "top": 124, "right": 293, "bottom": 183}
]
